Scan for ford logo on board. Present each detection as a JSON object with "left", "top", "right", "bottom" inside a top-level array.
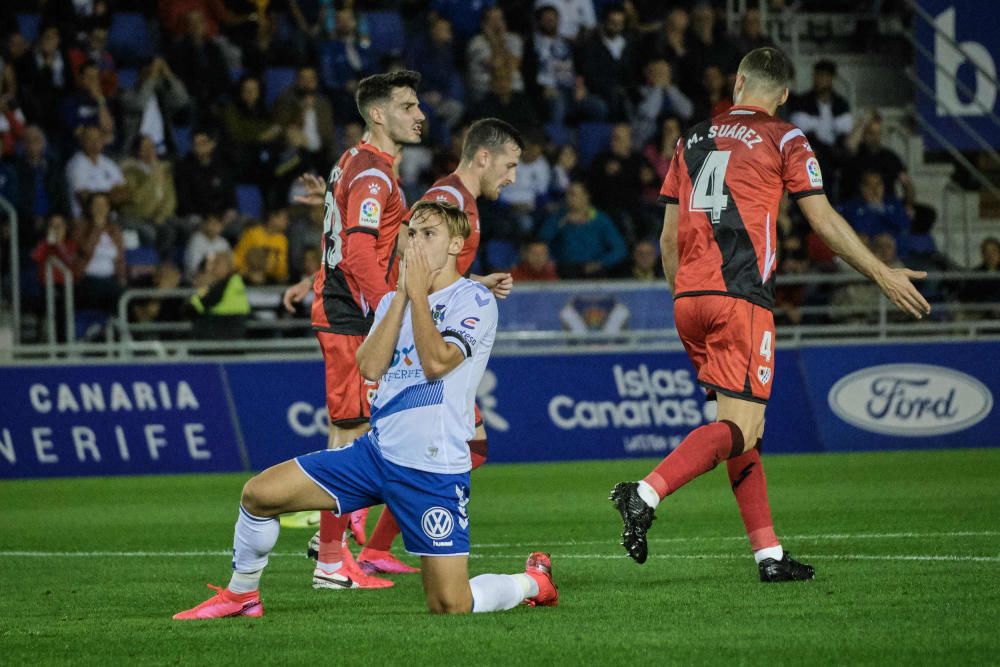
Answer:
[{"left": 828, "top": 364, "right": 992, "bottom": 437}]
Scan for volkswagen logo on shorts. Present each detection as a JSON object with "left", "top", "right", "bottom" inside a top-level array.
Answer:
[{"left": 421, "top": 507, "right": 454, "bottom": 540}]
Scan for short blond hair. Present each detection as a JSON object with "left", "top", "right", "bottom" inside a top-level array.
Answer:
[{"left": 409, "top": 200, "right": 470, "bottom": 240}]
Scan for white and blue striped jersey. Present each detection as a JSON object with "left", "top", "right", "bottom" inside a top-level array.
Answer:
[{"left": 369, "top": 277, "right": 498, "bottom": 474}]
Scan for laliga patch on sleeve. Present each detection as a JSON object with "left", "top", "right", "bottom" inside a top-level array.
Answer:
[
  {"left": 358, "top": 198, "right": 381, "bottom": 228},
  {"left": 805, "top": 157, "right": 823, "bottom": 188}
]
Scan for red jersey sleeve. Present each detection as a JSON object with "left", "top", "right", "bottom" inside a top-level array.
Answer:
[
  {"left": 344, "top": 169, "right": 392, "bottom": 236},
  {"left": 658, "top": 138, "right": 685, "bottom": 205},
  {"left": 780, "top": 128, "right": 825, "bottom": 200}
]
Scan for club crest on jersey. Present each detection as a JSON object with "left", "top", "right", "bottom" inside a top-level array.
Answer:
[
  {"left": 758, "top": 365, "right": 772, "bottom": 385},
  {"left": 359, "top": 198, "right": 381, "bottom": 227},
  {"left": 432, "top": 304, "right": 447, "bottom": 324},
  {"left": 806, "top": 157, "right": 823, "bottom": 187},
  {"left": 368, "top": 182, "right": 381, "bottom": 195}
]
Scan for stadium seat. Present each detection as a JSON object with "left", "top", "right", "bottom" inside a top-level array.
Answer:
[
  {"left": 117, "top": 68, "right": 139, "bottom": 91},
  {"left": 75, "top": 309, "right": 109, "bottom": 341},
  {"left": 126, "top": 245, "right": 160, "bottom": 282},
  {"left": 576, "top": 122, "right": 613, "bottom": 167},
  {"left": 265, "top": 67, "right": 297, "bottom": 108},
  {"left": 485, "top": 240, "right": 519, "bottom": 272},
  {"left": 172, "top": 125, "right": 193, "bottom": 158},
  {"left": 365, "top": 11, "right": 406, "bottom": 58},
  {"left": 236, "top": 184, "right": 264, "bottom": 219},
  {"left": 108, "top": 12, "right": 154, "bottom": 66},
  {"left": 229, "top": 66, "right": 244, "bottom": 83},
  {"left": 544, "top": 122, "right": 573, "bottom": 147},
  {"left": 16, "top": 13, "right": 40, "bottom": 42}
]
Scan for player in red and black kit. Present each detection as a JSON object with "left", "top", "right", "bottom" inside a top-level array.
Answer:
[
  {"left": 611, "top": 48, "right": 930, "bottom": 581},
  {"left": 282, "top": 70, "right": 426, "bottom": 590},
  {"left": 356, "top": 118, "right": 524, "bottom": 574}
]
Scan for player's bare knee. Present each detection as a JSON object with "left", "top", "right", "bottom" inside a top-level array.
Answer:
[
  {"left": 426, "top": 593, "right": 471, "bottom": 615},
  {"left": 241, "top": 477, "right": 279, "bottom": 517}
]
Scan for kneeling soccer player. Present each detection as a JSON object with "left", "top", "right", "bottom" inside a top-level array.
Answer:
[{"left": 174, "top": 200, "right": 557, "bottom": 619}]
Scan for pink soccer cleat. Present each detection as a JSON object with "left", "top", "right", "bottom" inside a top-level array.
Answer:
[
  {"left": 357, "top": 549, "right": 421, "bottom": 575},
  {"left": 349, "top": 508, "right": 369, "bottom": 545},
  {"left": 312, "top": 546, "right": 394, "bottom": 589},
  {"left": 523, "top": 552, "right": 558, "bottom": 607},
  {"left": 172, "top": 584, "right": 263, "bottom": 620}
]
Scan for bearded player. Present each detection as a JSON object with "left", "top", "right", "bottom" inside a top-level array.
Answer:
[
  {"left": 611, "top": 47, "right": 931, "bottom": 580},
  {"left": 355, "top": 118, "right": 524, "bottom": 575},
  {"left": 281, "top": 70, "right": 425, "bottom": 589}
]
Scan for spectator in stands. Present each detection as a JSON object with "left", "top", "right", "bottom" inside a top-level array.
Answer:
[
  {"left": 43, "top": 0, "right": 111, "bottom": 44},
  {"left": 317, "top": 7, "right": 375, "bottom": 122},
  {"left": 499, "top": 134, "right": 551, "bottom": 233},
  {"left": 790, "top": 59, "right": 852, "bottom": 195},
  {"left": 174, "top": 128, "right": 238, "bottom": 222},
  {"left": 465, "top": 68, "right": 541, "bottom": 135},
  {"left": 65, "top": 124, "right": 127, "bottom": 220},
  {"left": 843, "top": 110, "right": 913, "bottom": 204},
  {"left": 831, "top": 233, "right": 904, "bottom": 324},
  {"left": 466, "top": 7, "right": 524, "bottom": 103},
  {"left": 405, "top": 16, "right": 465, "bottom": 141},
  {"left": 120, "top": 57, "right": 192, "bottom": 159},
  {"left": 13, "top": 26, "right": 65, "bottom": 135},
  {"left": 273, "top": 65, "right": 337, "bottom": 172},
  {"left": 539, "top": 180, "right": 626, "bottom": 278},
  {"left": 286, "top": 0, "right": 323, "bottom": 64},
  {"left": 166, "top": 10, "right": 231, "bottom": 119},
  {"left": 222, "top": 75, "right": 283, "bottom": 183},
  {"left": 640, "top": 7, "right": 688, "bottom": 71},
  {"left": 633, "top": 59, "right": 692, "bottom": 147},
  {"left": 510, "top": 237, "right": 559, "bottom": 281},
  {"left": 29, "top": 213, "right": 77, "bottom": 340},
  {"left": 577, "top": 5, "right": 639, "bottom": 121},
  {"left": 129, "top": 261, "right": 185, "bottom": 338},
  {"left": 188, "top": 249, "right": 250, "bottom": 339},
  {"left": 962, "top": 237, "right": 1000, "bottom": 319},
  {"left": 67, "top": 24, "right": 118, "bottom": 99},
  {"left": 159, "top": 0, "right": 232, "bottom": 42},
  {"left": 0, "top": 94, "right": 26, "bottom": 158},
  {"left": 287, "top": 202, "right": 323, "bottom": 280},
  {"left": 119, "top": 134, "right": 179, "bottom": 256},
  {"left": 536, "top": 0, "right": 597, "bottom": 42},
  {"left": 626, "top": 238, "right": 662, "bottom": 281},
  {"left": 588, "top": 123, "right": 648, "bottom": 241},
  {"left": 525, "top": 4, "right": 606, "bottom": 126},
  {"left": 59, "top": 60, "right": 115, "bottom": 149},
  {"left": 642, "top": 114, "right": 681, "bottom": 197},
  {"left": 232, "top": 208, "right": 289, "bottom": 284},
  {"left": 15, "top": 126, "right": 70, "bottom": 249},
  {"left": 185, "top": 213, "right": 231, "bottom": 282},
  {"left": 732, "top": 8, "right": 774, "bottom": 60},
  {"left": 840, "top": 169, "right": 912, "bottom": 259},
  {"left": 431, "top": 0, "right": 494, "bottom": 45},
  {"left": 680, "top": 3, "right": 735, "bottom": 93},
  {"left": 73, "top": 191, "right": 126, "bottom": 313},
  {"left": 692, "top": 64, "right": 732, "bottom": 121}
]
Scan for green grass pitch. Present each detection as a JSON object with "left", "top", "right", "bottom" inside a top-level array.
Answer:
[{"left": 1, "top": 448, "right": 998, "bottom": 665}]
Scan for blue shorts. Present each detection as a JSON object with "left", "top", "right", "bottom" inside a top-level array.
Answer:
[{"left": 295, "top": 434, "right": 471, "bottom": 556}]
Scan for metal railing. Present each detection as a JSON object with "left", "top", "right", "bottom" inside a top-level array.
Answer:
[
  {"left": 43, "top": 256, "right": 76, "bottom": 345},
  {"left": 0, "top": 196, "right": 20, "bottom": 346}
]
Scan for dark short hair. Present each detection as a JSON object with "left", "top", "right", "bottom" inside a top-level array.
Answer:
[
  {"left": 355, "top": 70, "right": 421, "bottom": 121},
  {"left": 461, "top": 118, "right": 524, "bottom": 162},
  {"left": 814, "top": 59, "right": 837, "bottom": 75},
  {"left": 737, "top": 47, "right": 792, "bottom": 92}
]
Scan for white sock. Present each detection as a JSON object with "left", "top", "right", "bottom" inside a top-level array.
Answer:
[
  {"left": 229, "top": 504, "right": 279, "bottom": 593},
  {"left": 636, "top": 480, "right": 661, "bottom": 509},
  {"left": 469, "top": 574, "right": 528, "bottom": 613},
  {"left": 315, "top": 560, "right": 343, "bottom": 572},
  {"left": 512, "top": 573, "right": 539, "bottom": 599},
  {"left": 754, "top": 545, "right": 784, "bottom": 565}
]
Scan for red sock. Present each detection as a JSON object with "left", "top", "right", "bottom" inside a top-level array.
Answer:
[
  {"left": 726, "top": 443, "right": 779, "bottom": 551},
  {"left": 469, "top": 438, "right": 488, "bottom": 470},
  {"left": 318, "top": 511, "right": 350, "bottom": 566},
  {"left": 363, "top": 508, "right": 401, "bottom": 554},
  {"left": 643, "top": 420, "right": 744, "bottom": 499}
]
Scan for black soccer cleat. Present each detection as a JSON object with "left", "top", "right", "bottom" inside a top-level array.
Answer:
[
  {"left": 758, "top": 553, "right": 815, "bottom": 582},
  {"left": 609, "top": 482, "right": 656, "bottom": 564}
]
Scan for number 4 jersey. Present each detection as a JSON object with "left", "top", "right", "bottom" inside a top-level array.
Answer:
[{"left": 658, "top": 105, "right": 824, "bottom": 309}]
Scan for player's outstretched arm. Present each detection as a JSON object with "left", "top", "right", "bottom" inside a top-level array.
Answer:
[
  {"left": 406, "top": 247, "right": 465, "bottom": 380},
  {"left": 659, "top": 204, "right": 679, "bottom": 293},
  {"left": 797, "top": 194, "right": 931, "bottom": 319},
  {"left": 356, "top": 289, "right": 409, "bottom": 381},
  {"left": 282, "top": 275, "right": 313, "bottom": 313},
  {"left": 471, "top": 272, "right": 513, "bottom": 299}
]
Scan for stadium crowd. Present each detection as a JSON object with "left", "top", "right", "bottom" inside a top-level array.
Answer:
[{"left": 0, "top": 0, "right": 996, "bottom": 341}]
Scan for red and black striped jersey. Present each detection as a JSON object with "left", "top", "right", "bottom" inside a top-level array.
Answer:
[
  {"left": 311, "top": 142, "right": 406, "bottom": 334},
  {"left": 421, "top": 173, "right": 480, "bottom": 276},
  {"left": 659, "top": 105, "right": 824, "bottom": 309}
]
